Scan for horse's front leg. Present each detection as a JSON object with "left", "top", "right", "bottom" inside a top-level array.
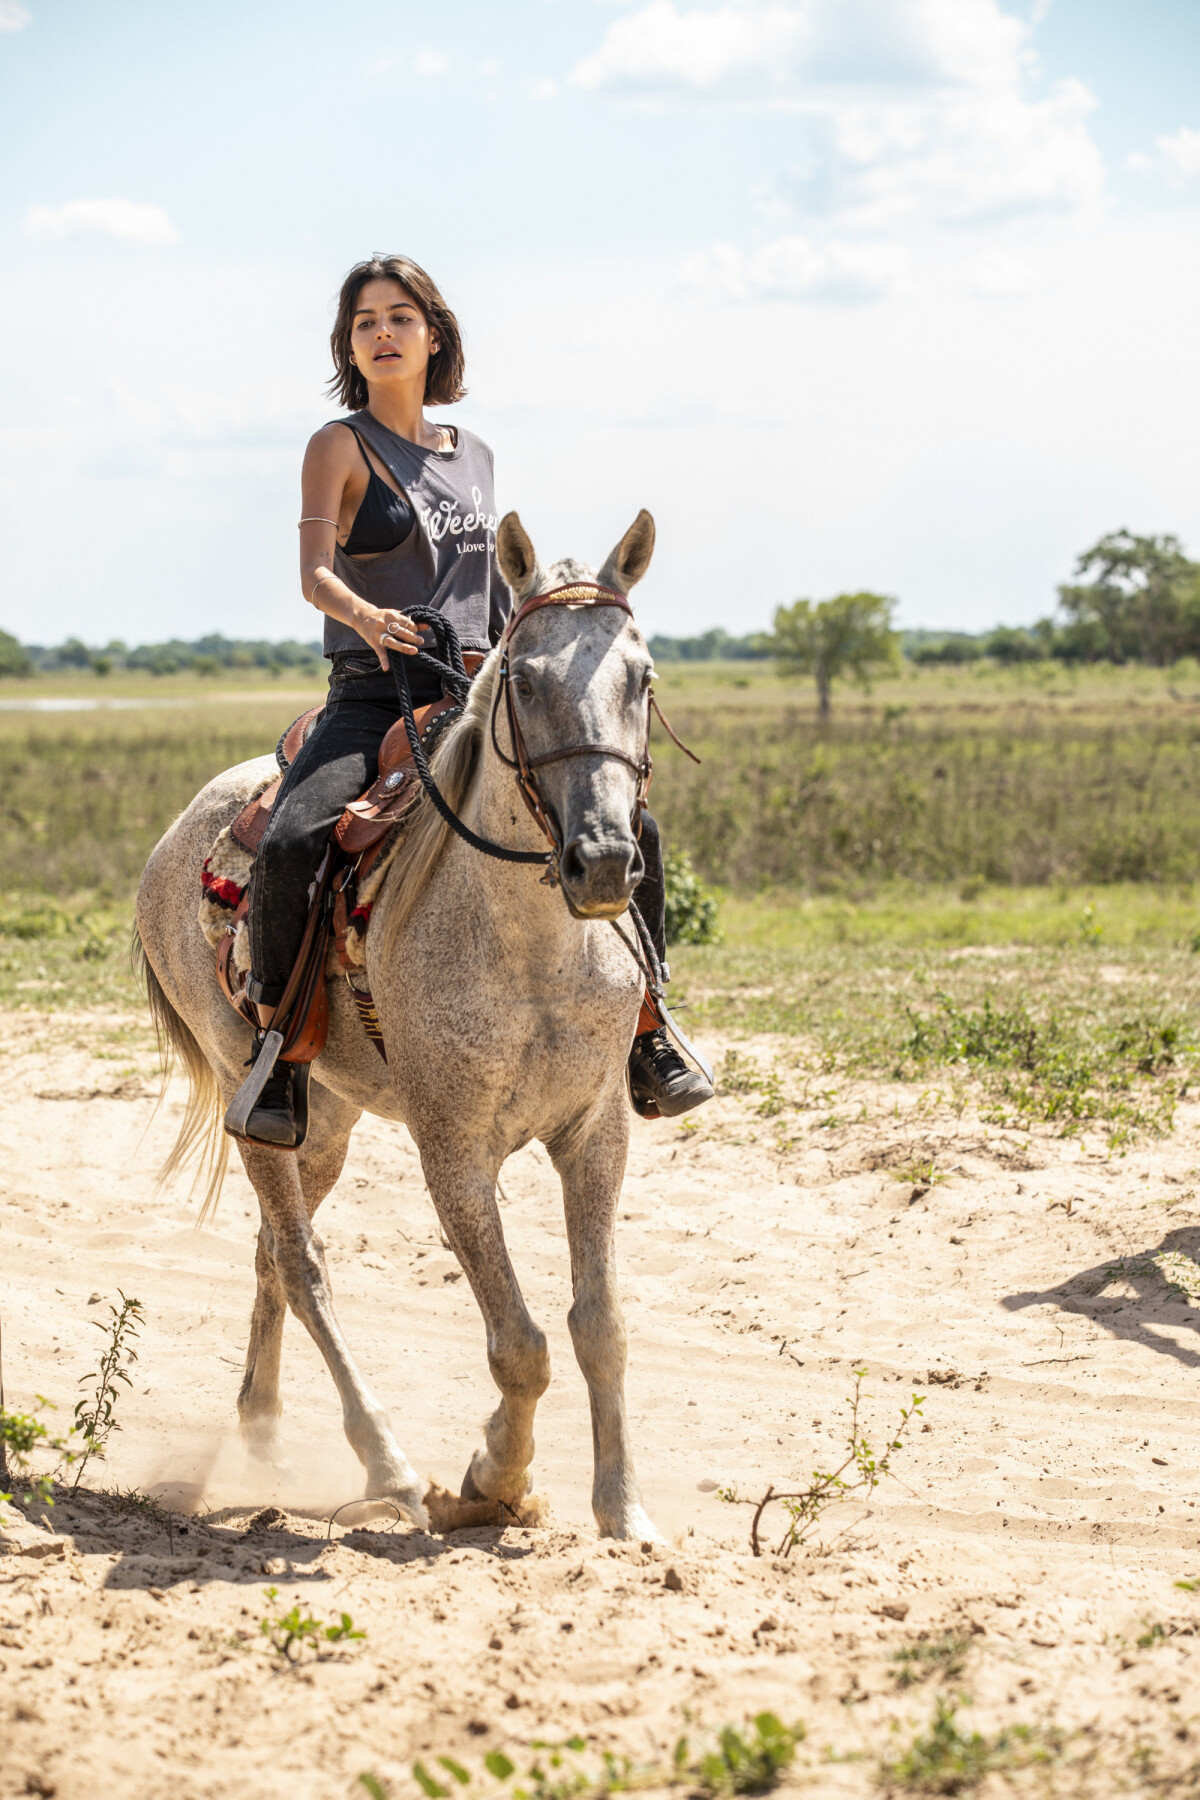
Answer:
[
  {"left": 550, "top": 1092, "right": 663, "bottom": 1542},
  {"left": 422, "top": 1147, "right": 551, "bottom": 1506},
  {"left": 236, "top": 1137, "right": 427, "bottom": 1525}
]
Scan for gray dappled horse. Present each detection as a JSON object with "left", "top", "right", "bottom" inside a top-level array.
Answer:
[{"left": 133, "top": 511, "right": 667, "bottom": 1540}]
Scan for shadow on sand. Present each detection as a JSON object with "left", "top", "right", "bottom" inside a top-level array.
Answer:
[
  {"left": 1003, "top": 1222, "right": 1200, "bottom": 1372},
  {"left": 8, "top": 1488, "right": 536, "bottom": 1594}
]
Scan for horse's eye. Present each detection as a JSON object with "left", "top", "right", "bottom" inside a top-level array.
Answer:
[
  {"left": 641, "top": 667, "right": 655, "bottom": 691},
  {"left": 514, "top": 674, "right": 533, "bottom": 700}
]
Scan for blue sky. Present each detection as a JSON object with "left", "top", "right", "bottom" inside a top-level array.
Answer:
[{"left": 1, "top": 0, "right": 1198, "bottom": 645}]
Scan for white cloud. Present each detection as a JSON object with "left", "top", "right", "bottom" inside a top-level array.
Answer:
[
  {"left": 24, "top": 199, "right": 179, "bottom": 245},
  {"left": 414, "top": 49, "right": 449, "bottom": 77},
  {"left": 573, "top": 1, "right": 801, "bottom": 97},
  {"left": 969, "top": 247, "right": 1040, "bottom": 298},
  {"left": 572, "top": 0, "right": 1033, "bottom": 99},
  {"left": 680, "top": 233, "right": 906, "bottom": 302},
  {"left": 0, "top": 2, "right": 31, "bottom": 30},
  {"left": 571, "top": 1, "right": 1104, "bottom": 230},
  {"left": 533, "top": 78, "right": 560, "bottom": 100},
  {"left": 787, "top": 76, "right": 1100, "bottom": 229},
  {"left": 1129, "top": 127, "right": 1200, "bottom": 191}
]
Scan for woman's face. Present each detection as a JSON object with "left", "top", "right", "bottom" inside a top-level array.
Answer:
[{"left": 350, "top": 277, "right": 438, "bottom": 390}]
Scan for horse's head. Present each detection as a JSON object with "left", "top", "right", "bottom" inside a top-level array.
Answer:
[{"left": 495, "top": 509, "right": 657, "bottom": 922}]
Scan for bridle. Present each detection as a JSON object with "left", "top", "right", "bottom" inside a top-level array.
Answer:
[
  {"left": 393, "top": 584, "right": 696, "bottom": 890},
  {"left": 491, "top": 582, "right": 655, "bottom": 878}
]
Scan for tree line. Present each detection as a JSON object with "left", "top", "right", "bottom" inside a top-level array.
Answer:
[
  {"left": 2, "top": 529, "right": 1195, "bottom": 693},
  {"left": 768, "top": 529, "right": 1200, "bottom": 715},
  {"left": 0, "top": 632, "right": 323, "bottom": 679},
  {"left": 657, "top": 530, "right": 1200, "bottom": 676}
]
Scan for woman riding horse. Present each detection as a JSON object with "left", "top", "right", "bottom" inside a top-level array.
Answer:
[{"left": 243, "top": 253, "right": 713, "bottom": 1146}]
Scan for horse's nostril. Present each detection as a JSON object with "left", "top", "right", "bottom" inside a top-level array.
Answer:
[
  {"left": 560, "top": 839, "right": 588, "bottom": 886},
  {"left": 560, "top": 835, "right": 641, "bottom": 903}
]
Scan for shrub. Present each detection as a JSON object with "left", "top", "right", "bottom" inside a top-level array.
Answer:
[
  {"left": 0, "top": 631, "right": 34, "bottom": 678},
  {"left": 664, "top": 849, "right": 722, "bottom": 946}
]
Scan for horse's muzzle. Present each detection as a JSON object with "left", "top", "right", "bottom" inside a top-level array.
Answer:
[{"left": 558, "top": 832, "right": 644, "bottom": 920}]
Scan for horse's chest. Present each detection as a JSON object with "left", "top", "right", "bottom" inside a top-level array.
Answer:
[
  {"left": 385, "top": 961, "right": 636, "bottom": 1119},
  {"left": 422, "top": 976, "right": 631, "bottom": 1067}
]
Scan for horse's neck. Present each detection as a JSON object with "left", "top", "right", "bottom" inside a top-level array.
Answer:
[{"left": 436, "top": 727, "right": 580, "bottom": 957}]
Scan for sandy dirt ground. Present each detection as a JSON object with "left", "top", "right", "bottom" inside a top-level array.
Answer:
[{"left": 5, "top": 1006, "right": 1200, "bottom": 1798}]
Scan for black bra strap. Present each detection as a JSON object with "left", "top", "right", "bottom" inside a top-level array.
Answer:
[{"left": 345, "top": 426, "right": 376, "bottom": 477}]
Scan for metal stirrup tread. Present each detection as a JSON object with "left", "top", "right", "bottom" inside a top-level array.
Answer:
[{"left": 225, "top": 1032, "right": 313, "bottom": 1150}]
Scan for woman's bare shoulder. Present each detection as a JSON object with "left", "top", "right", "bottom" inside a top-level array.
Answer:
[{"left": 304, "top": 420, "right": 359, "bottom": 466}]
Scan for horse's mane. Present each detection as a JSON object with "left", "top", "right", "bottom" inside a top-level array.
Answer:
[{"left": 377, "top": 644, "right": 502, "bottom": 958}]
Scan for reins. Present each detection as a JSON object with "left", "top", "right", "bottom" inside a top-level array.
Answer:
[
  {"left": 389, "top": 587, "right": 712, "bottom": 1084},
  {"left": 392, "top": 584, "right": 698, "bottom": 887},
  {"left": 390, "top": 608, "right": 554, "bottom": 871}
]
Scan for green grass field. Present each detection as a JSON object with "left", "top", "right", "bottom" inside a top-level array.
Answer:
[
  {"left": 650, "top": 656, "right": 1200, "bottom": 889},
  {"left": 3, "top": 658, "right": 1198, "bottom": 1146}
]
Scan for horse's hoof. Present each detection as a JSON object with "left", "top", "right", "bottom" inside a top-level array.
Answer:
[
  {"left": 428, "top": 1481, "right": 548, "bottom": 1533},
  {"left": 367, "top": 1483, "right": 428, "bottom": 1531},
  {"left": 460, "top": 1464, "right": 487, "bottom": 1502},
  {"left": 597, "top": 1504, "right": 667, "bottom": 1544},
  {"left": 241, "top": 1422, "right": 291, "bottom": 1474},
  {"left": 461, "top": 1449, "right": 532, "bottom": 1507}
]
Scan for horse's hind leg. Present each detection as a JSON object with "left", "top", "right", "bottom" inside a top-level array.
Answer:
[
  {"left": 239, "top": 1218, "right": 288, "bottom": 1463},
  {"left": 236, "top": 1112, "right": 426, "bottom": 1526},
  {"left": 551, "top": 1094, "right": 663, "bottom": 1542},
  {"left": 421, "top": 1148, "right": 551, "bottom": 1507},
  {"left": 237, "top": 1085, "right": 360, "bottom": 1464}
]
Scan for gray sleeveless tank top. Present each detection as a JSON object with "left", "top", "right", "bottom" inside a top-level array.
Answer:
[{"left": 323, "top": 411, "right": 509, "bottom": 659}]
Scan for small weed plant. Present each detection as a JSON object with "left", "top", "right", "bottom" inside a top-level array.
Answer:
[
  {"left": 890, "top": 1635, "right": 971, "bottom": 1689},
  {"left": 384, "top": 1714, "right": 802, "bottom": 1800},
  {"left": 899, "top": 991, "right": 1191, "bottom": 1144},
  {"left": 879, "top": 1695, "right": 1062, "bottom": 1794},
  {"left": 890, "top": 1156, "right": 944, "bottom": 1190},
  {"left": 0, "top": 1397, "right": 75, "bottom": 1506},
  {"left": 1078, "top": 904, "right": 1103, "bottom": 947},
  {"left": 717, "top": 1050, "right": 833, "bottom": 1123},
  {"left": 687, "top": 1714, "right": 801, "bottom": 1794},
  {"left": 720, "top": 1367, "right": 924, "bottom": 1555},
  {"left": 259, "top": 1586, "right": 366, "bottom": 1661},
  {"left": 1096, "top": 1251, "right": 1200, "bottom": 1305},
  {"left": 72, "top": 1291, "right": 144, "bottom": 1490}
]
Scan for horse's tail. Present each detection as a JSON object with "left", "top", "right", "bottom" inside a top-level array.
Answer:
[{"left": 131, "top": 920, "right": 229, "bottom": 1224}]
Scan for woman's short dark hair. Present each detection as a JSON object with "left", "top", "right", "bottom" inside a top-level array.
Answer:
[{"left": 328, "top": 254, "right": 466, "bottom": 411}]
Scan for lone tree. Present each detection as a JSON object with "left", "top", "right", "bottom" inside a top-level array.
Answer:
[
  {"left": 769, "top": 591, "right": 898, "bottom": 718},
  {"left": 1057, "top": 530, "right": 1200, "bottom": 665}
]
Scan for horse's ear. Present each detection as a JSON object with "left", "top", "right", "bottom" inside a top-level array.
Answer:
[
  {"left": 497, "top": 511, "right": 542, "bottom": 600},
  {"left": 598, "top": 509, "right": 656, "bottom": 595}
]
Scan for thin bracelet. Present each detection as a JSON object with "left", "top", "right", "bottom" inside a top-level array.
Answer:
[
  {"left": 298, "top": 516, "right": 340, "bottom": 528},
  {"left": 309, "top": 571, "right": 337, "bottom": 607}
]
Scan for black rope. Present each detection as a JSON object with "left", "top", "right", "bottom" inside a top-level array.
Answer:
[
  {"left": 611, "top": 899, "right": 666, "bottom": 999},
  {"left": 391, "top": 609, "right": 553, "bottom": 869}
]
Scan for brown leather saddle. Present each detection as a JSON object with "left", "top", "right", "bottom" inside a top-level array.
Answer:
[{"left": 215, "top": 658, "right": 482, "bottom": 1080}]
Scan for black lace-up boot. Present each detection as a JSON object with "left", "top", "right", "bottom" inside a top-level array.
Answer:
[
  {"left": 628, "top": 1026, "right": 714, "bottom": 1118},
  {"left": 244, "top": 1035, "right": 297, "bottom": 1148}
]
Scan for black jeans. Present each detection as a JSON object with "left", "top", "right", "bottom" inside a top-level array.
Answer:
[{"left": 247, "top": 656, "right": 667, "bottom": 1003}]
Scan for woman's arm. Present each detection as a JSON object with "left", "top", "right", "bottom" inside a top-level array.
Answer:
[{"left": 299, "top": 425, "right": 421, "bottom": 670}]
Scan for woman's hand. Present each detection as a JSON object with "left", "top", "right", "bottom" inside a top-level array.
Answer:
[{"left": 360, "top": 606, "right": 423, "bottom": 672}]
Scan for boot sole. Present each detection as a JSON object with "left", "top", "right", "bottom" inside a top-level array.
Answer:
[{"left": 630, "top": 1077, "right": 714, "bottom": 1119}]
